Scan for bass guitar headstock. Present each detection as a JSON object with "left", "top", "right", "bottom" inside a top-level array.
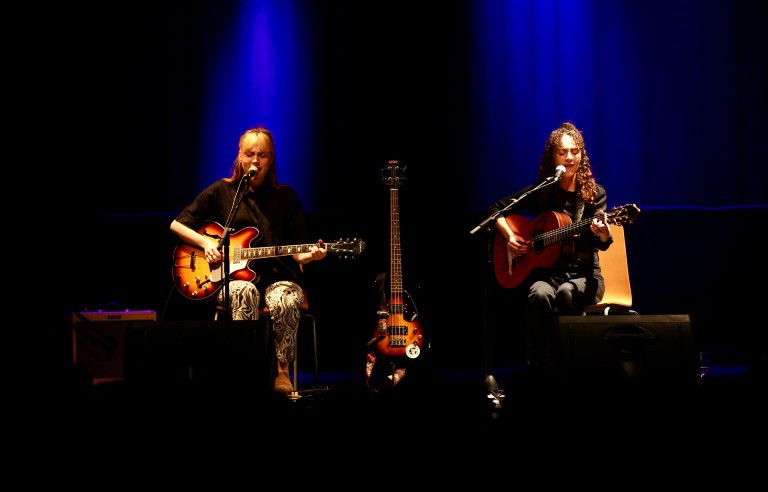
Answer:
[{"left": 381, "top": 160, "right": 406, "bottom": 188}]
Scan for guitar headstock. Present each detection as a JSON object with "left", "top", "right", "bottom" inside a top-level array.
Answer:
[
  {"left": 381, "top": 160, "right": 406, "bottom": 188},
  {"left": 605, "top": 204, "right": 641, "bottom": 226},
  {"left": 330, "top": 238, "right": 366, "bottom": 258}
]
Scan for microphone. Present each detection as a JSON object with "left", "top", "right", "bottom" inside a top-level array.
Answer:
[
  {"left": 246, "top": 165, "right": 260, "bottom": 178},
  {"left": 552, "top": 165, "right": 566, "bottom": 181}
]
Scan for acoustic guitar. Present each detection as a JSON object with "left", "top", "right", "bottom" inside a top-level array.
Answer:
[{"left": 493, "top": 203, "right": 640, "bottom": 288}]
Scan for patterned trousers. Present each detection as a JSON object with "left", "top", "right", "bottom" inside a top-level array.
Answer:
[{"left": 218, "top": 280, "right": 304, "bottom": 364}]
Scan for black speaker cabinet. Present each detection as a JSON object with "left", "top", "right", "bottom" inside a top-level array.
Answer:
[
  {"left": 556, "top": 314, "right": 698, "bottom": 386},
  {"left": 70, "top": 310, "right": 158, "bottom": 384},
  {"left": 124, "top": 319, "right": 273, "bottom": 395}
]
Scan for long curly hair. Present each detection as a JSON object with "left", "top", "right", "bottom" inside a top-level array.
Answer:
[{"left": 537, "top": 121, "right": 599, "bottom": 205}]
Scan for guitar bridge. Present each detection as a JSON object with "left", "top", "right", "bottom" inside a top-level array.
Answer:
[{"left": 387, "top": 325, "right": 409, "bottom": 346}]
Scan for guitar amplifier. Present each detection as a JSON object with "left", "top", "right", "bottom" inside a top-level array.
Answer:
[{"left": 70, "top": 310, "right": 157, "bottom": 384}]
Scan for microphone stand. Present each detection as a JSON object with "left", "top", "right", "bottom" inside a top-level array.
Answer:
[
  {"left": 469, "top": 174, "right": 563, "bottom": 407},
  {"left": 217, "top": 173, "right": 254, "bottom": 321}
]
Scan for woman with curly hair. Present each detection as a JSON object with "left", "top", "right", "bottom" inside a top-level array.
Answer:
[{"left": 490, "top": 121, "right": 613, "bottom": 376}]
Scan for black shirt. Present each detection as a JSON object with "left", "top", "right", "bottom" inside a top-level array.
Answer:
[{"left": 175, "top": 179, "right": 308, "bottom": 291}]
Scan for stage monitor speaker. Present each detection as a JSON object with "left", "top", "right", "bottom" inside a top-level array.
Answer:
[
  {"left": 70, "top": 310, "right": 157, "bottom": 384},
  {"left": 556, "top": 314, "right": 698, "bottom": 387},
  {"left": 124, "top": 319, "right": 273, "bottom": 395}
]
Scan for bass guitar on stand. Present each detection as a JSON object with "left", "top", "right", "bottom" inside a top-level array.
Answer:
[{"left": 370, "top": 161, "right": 424, "bottom": 359}]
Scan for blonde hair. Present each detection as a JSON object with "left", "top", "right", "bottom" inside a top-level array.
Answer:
[{"left": 227, "top": 126, "right": 278, "bottom": 186}]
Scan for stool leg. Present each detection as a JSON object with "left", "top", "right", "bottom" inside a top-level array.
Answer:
[
  {"left": 284, "top": 354, "right": 300, "bottom": 400},
  {"left": 288, "top": 313, "right": 318, "bottom": 396},
  {"left": 292, "top": 357, "right": 298, "bottom": 395},
  {"left": 306, "top": 313, "right": 319, "bottom": 387}
]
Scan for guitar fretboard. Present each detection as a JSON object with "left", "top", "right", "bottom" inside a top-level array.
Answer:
[
  {"left": 534, "top": 218, "right": 595, "bottom": 247},
  {"left": 390, "top": 186, "right": 403, "bottom": 299},
  {"left": 237, "top": 244, "right": 321, "bottom": 261},
  {"left": 532, "top": 208, "right": 630, "bottom": 247}
]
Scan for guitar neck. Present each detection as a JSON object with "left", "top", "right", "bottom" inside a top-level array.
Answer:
[
  {"left": 389, "top": 186, "right": 403, "bottom": 300},
  {"left": 533, "top": 216, "right": 594, "bottom": 247},
  {"left": 239, "top": 243, "right": 320, "bottom": 260}
]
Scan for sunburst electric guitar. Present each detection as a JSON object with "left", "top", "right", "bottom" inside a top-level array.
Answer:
[
  {"left": 372, "top": 161, "right": 425, "bottom": 358},
  {"left": 172, "top": 221, "right": 365, "bottom": 300},
  {"left": 493, "top": 204, "right": 640, "bottom": 288}
]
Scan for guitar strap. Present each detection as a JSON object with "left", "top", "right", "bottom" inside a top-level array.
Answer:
[{"left": 573, "top": 198, "right": 585, "bottom": 223}]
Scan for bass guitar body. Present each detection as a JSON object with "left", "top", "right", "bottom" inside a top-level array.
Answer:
[{"left": 375, "top": 288, "right": 423, "bottom": 358}]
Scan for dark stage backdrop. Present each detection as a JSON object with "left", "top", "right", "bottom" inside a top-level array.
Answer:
[{"left": 49, "top": 1, "right": 766, "bottom": 375}]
